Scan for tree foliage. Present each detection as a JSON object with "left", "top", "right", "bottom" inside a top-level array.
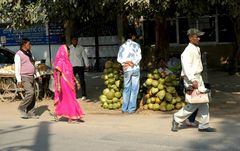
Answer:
[
  {"left": 0, "top": 0, "right": 121, "bottom": 29},
  {"left": 0, "top": 0, "right": 47, "bottom": 29},
  {"left": 208, "top": 0, "right": 240, "bottom": 18}
]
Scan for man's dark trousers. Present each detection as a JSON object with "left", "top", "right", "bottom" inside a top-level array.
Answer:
[{"left": 73, "top": 66, "right": 87, "bottom": 97}]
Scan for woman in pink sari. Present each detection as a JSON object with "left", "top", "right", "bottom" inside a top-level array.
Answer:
[{"left": 54, "top": 45, "right": 84, "bottom": 123}]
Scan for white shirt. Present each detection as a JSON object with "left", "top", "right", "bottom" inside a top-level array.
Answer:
[
  {"left": 14, "top": 54, "right": 22, "bottom": 82},
  {"left": 117, "top": 39, "right": 142, "bottom": 72},
  {"left": 14, "top": 51, "right": 40, "bottom": 83},
  {"left": 69, "top": 44, "right": 89, "bottom": 67},
  {"left": 181, "top": 43, "right": 203, "bottom": 81}
]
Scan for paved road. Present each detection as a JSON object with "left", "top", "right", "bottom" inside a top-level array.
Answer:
[{"left": 0, "top": 70, "right": 240, "bottom": 151}]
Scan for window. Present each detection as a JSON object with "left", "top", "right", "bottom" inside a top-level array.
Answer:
[
  {"left": 218, "top": 15, "right": 234, "bottom": 42},
  {"left": 143, "top": 14, "right": 234, "bottom": 45},
  {"left": 167, "top": 19, "right": 177, "bottom": 43},
  {"left": 178, "top": 16, "right": 217, "bottom": 43},
  {"left": 143, "top": 20, "right": 155, "bottom": 45},
  {"left": 178, "top": 18, "right": 197, "bottom": 44},
  {"left": 198, "top": 16, "right": 216, "bottom": 42}
]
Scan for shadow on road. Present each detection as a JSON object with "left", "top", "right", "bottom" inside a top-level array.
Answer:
[{"left": 0, "top": 121, "right": 52, "bottom": 151}]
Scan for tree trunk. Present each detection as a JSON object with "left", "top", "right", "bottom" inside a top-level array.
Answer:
[
  {"left": 229, "top": 16, "right": 240, "bottom": 75},
  {"left": 94, "top": 21, "right": 100, "bottom": 72},
  {"left": 64, "top": 20, "right": 73, "bottom": 45},
  {"left": 154, "top": 16, "right": 169, "bottom": 67},
  {"left": 117, "top": 14, "right": 128, "bottom": 43}
]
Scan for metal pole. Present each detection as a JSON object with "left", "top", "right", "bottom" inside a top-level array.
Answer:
[{"left": 48, "top": 23, "right": 52, "bottom": 68}]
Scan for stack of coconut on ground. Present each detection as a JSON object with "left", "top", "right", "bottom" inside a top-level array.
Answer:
[
  {"left": 99, "top": 60, "right": 123, "bottom": 110},
  {"left": 142, "top": 69, "right": 185, "bottom": 111}
]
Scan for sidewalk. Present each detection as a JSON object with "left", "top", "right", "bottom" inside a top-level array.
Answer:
[
  {"left": 83, "top": 69, "right": 240, "bottom": 101},
  {"left": 80, "top": 69, "right": 240, "bottom": 116}
]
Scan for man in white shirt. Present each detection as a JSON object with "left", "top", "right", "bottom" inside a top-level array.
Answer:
[
  {"left": 117, "top": 29, "right": 142, "bottom": 114},
  {"left": 69, "top": 35, "right": 89, "bottom": 100},
  {"left": 171, "top": 28, "right": 215, "bottom": 132},
  {"left": 15, "top": 38, "right": 39, "bottom": 119}
]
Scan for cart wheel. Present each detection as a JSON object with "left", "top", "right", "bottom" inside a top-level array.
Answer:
[{"left": 0, "top": 78, "right": 17, "bottom": 102}]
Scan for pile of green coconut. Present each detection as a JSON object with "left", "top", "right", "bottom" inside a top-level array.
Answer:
[
  {"left": 142, "top": 69, "right": 185, "bottom": 111},
  {"left": 99, "top": 60, "right": 123, "bottom": 110}
]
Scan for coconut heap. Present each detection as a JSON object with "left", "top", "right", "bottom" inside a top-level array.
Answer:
[
  {"left": 143, "top": 69, "right": 185, "bottom": 111},
  {"left": 99, "top": 60, "right": 123, "bottom": 110}
]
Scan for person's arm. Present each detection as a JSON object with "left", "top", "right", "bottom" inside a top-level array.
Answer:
[
  {"left": 14, "top": 54, "right": 23, "bottom": 88},
  {"left": 56, "top": 70, "right": 61, "bottom": 92},
  {"left": 117, "top": 46, "right": 125, "bottom": 65},
  {"left": 117, "top": 46, "right": 130, "bottom": 70},
  {"left": 181, "top": 50, "right": 198, "bottom": 89},
  {"left": 181, "top": 50, "right": 195, "bottom": 81},
  {"left": 82, "top": 47, "right": 89, "bottom": 68},
  {"left": 74, "top": 76, "right": 81, "bottom": 90},
  {"left": 132, "top": 45, "right": 142, "bottom": 66}
]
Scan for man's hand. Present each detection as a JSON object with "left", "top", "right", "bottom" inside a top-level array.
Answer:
[
  {"left": 192, "top": 80, "right": 198, "bottom": 89},
  {"left": 123, "top": 63, "right": 130, "bottom": 70},
  {"left": 126, "top": 61, "right": 134, "bottom": 67},
  {"left": 76, "top": 82, "right": 81, "bottom": 90},
  {"left": 123, "top": 61, "right": 134, "bottom": 70},
  {"left": 17, "top": 82, "right": 24, "bottom": 88}
]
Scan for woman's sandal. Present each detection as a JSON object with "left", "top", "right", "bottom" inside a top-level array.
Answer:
[
  {"left": 68, "top": 119, "right": 80, "bottom": 124},
  {"left": 51, "top": 114, "right": 59, "bottom": 122}
]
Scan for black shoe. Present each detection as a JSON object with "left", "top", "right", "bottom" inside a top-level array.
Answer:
[
  {"left": 198, "top": 127, "right": 216, "bottom": 132},
  {"left": 171, "top": 118, "right": 179, "bottom": 132},
  {"left": 27, "top": 112, "right": 40, "bottom": 119}
]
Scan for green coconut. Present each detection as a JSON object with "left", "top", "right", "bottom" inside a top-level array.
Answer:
[
  {"left": 152, "top": 80, "right": 159, "bottom": 87},
  {"left": 105, "top": 60, "right": 113, "bottom": 69},
  {"left": 153, "top": 103, "right": 160, "bottom": 111},
  {"left": 106, "top": 91, "right": 115, "bottom": 100},
  {"left": 165, "top": 93, "right": 173, "bottom": 102},
  {"left": 115, "top": 91, "right": 122, "bottom": 98},
  {"left": 156, "top": 89, "right": 166, "bottom": 100},
  {"left": 158, "top": 83, "right": 164, "bottom": 90},
  {"left": 99, "top": 95, "right": 107, "bottom": 103},
  {"left": 145, "top": 78, "right": 153, "bottom": 86}
]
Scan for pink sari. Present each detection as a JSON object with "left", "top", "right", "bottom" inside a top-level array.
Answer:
[{"left": 54, "top": 45, "right": 84, "bottom": 119}]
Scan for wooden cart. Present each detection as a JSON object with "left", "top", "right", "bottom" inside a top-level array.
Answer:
[{"left": 0, "top": 73, "right": 39, "bottom": 102}]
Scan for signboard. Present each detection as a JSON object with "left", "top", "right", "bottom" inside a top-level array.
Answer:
[{"left": 0, "top": 24, "right": 64, "bottom": 46}]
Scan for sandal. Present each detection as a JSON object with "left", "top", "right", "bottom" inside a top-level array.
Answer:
[
  {"left": 68, "top": 119, "right": 80, "bottom": 124},
  {"left": 51, "top": 114, "right": 59, "bottom": 122}
]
